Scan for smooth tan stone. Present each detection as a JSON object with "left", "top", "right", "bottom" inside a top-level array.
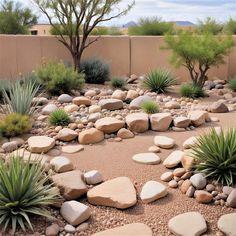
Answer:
[
  {"left": 61, "top": 145, "right": 84, "bottom": 154},
  {"left": 125, "top": 113, "right": 149, "bottom": 133},
  {"left": 150, "top": 113, "right": 172, "bottom": 131},
  {"left": 64, "top": 104, "right": 79, "bottom": 113},
  {"left": 99, "top": 99, "right": 123, "bottom": 110},
  {"left": 95, "top": 117, "right": 125, "bottom": 134},
  {"left": 79, "top": 128, "right": 104, "bottom": 145},
  {"left": 163, "top": 150, "right": 185, "bottom": 168},
  {"left": 57, "top": 128, "right": 78, "bottom": 142},
  {"left": 132, "top": 153, "right": 161, "bottom": 165},
  {"left": 117, "top": 128, "right": 134, "bottom": 139},
  {"left": 50, "top": 156, "right": 73, "bottom": 173},
  {"left": 72, "top": 97, "right": 91, "bottom": 106},
  {"left": 154, "top": 136, "right": 175, "bottom": 149},
  {"left": 183, "top": 136, "right": 198, "bottom": 149},
  {"left": 218, "top": 213, "right": 236, "bottom": 236},
  {"left": 28, "top": 136, "right": 55, "bottom": 153},
  {"left": 188, "top": 110, "right": 210, "bottom": 127}
]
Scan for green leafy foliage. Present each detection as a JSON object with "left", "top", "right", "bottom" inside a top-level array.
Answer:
[
  {"left": 2, "top": 78, "right": 40, "bottom": 115},
  {"left": 180, "top": 84, "right": 205, "bottom": 98},
  {"left": 0, "top": 113, "right": 32, "bottom": 137},
  {"left": 36, "top": 61, "right": 85, "bottom": 95},
  {"left": 80, "top": 57, "right": 110, "bottom": 84},
  {"left": 0, "top": 80, "right": 11, "bottom": 101},
  {"left": 48, "top": 109, "right": 71, "bottom": 126},
  {"left": 228, "top": 78, "right": 236, "bottom": 92},
  {"left": 0, "top": 154, "right": 60, "bottom": 233},
  {"left": 128, "top": 17, "right": 174, "bottom": 35},
  {"left": 164, "top": 30, "right": 234, "bottom": 87},
  {"left": 143, "top": 69, "right": 176, "bottom": 93},
  {"left": 91, "top": 26, "right": 108, "bottom": 35},
  {"left": 111, "top": 77, "right": 127, "bottom": 89},
  {"left": 196, "top": 17, "right": 223, "bottom": 35},
  {"left": 141, "top": 101, "right": 159, "bottom": 114},
  {"left": 225, "top": 18, "right": 236, "bottom": 35},
  {"left": 192, "top": 128, "right": 236, "bottom": 186},
  {"left": 0, "top": 0, "right": 37, "bottom": 34}
]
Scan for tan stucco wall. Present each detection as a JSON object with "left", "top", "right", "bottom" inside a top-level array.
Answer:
[{"left": 0, "top": 35, "right": 235, "bottom": 81}]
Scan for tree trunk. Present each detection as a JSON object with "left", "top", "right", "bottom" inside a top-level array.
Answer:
[{"left": 72, "top": 53, "right": 82, "bottom": 72}]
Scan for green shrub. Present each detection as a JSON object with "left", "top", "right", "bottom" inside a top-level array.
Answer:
[
  {"left": 229, "top": 79, "right": 236, "bottom": 92},
  {"left": 128, "top": 17, "right": 174, "bottom": 35},
  {"left": 91, "top": 26, "right": 109, "bottom": 35},
  {"left": 49, "top": 109, "right": 71, "bottom": 126},
  {"left": 180, "top": 84, "right": 205, "bottom": 98},
  {"left": 143, "top": 69, "right": 176, "bottom": 93},
  {"left": 192, "top": 128, "right": 236, "bottom": 186},
  {"left": 0, "top": 113, "right": 32, "bottom": 137},
  {"left": 80, "top": 57, "right": 110, "bottom": 84},
  {"left": 111, "top": 77, "right": 127, "bottom": 89},
  {"left": 0, "top": 155, "right": 60, "bottom": 233},
  {"left": 2, "top": 79, "right": 40, "bottom": 115},
  {"left": 141, "top": 101, "right": 159, "bottom": 114},
  {"left": 196, "top": 17, "right": 223, "bottom": 35},
  {"left": 0, "top": 80, "right": 11, "bottom": 101},
  {"left": 108, "top": 27, "right": 123, "bottom": 35},
  {"left": 36, "top": 61, "right": 85, "bottom": 95},
  {"left": 225, "top": 18, "right": 236, "bottom": 35}
]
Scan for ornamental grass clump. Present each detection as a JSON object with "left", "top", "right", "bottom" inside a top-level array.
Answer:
[
  {"left": 191, "top": 128, "right": 236, "bottom": 186},
  {"left": 141, "top": 101, "right": 159, "bottom": 114},
  {"left": 228, "top": 78, "right": 236, "bottom": 92},
  {"left": 0, "top": 154, "right": 60, "bottom": 233},
  {"left": 180, "top": 84, "right": 205, "bottom": 98},
  {"left": 48, "top": 109, "right": 71, "bottom": 126},
  {"left": 143, "top": 69, "right": 176, "bottom": 93},
  {"left": 111, "top": 77, "right": 127, "bottom": 89}
]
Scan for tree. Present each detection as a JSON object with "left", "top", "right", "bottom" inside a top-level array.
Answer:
[
  {"left": 33, "top": 0, "right": 134, "bottom": 71},
  {"left": 196, "top": 17, "right": 223, "bottom": 35},
  {"left": 225, "top": 18, "right": 236, "bottom": 35},
  {"left": 164, "top": 30, "right": 234, "bottom": 87},
  {"left": 0, "top": 0, "right": 38, "bottom": 34}
]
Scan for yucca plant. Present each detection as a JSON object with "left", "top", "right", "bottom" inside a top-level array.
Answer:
[
  {"left": 2, "top": 79, "right": 40, "bottom": 115},
  {"left": 141, "top": 100, "right": 159, "bottom": 114},
  {"left": 191, "top": 128, "right": 236, "bottom": 186},
  {"left": 48, "top": 109, "right": 71, "bottom": 126},
  {"left": 180, "top": 84, "right": 205, "bottom": 98},
  {"left": 229, "top": 79, "right": 236, "bottom": 92},
  {"left": 0, "top": 154, "right": 60, "bottom": 233},
  {"left": 143, "top": 69, "right": 176, "bottom": 93}
]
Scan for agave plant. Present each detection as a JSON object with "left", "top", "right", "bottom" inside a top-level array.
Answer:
[
  {"left": 191, "top": 128, "right": 236, "bottom": 186},
  {"left": 2, "top": 78, "right": 40, "bottom": 115},
  {"left": 0, "top": 154, "right": 60, "bottom": 233},
  {"left": 143, "top": 69, "right": 176, "bottom": 93}
]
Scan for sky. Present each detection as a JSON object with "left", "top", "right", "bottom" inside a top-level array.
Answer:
[{"left": 19, "top": 0, "right": 236, "bottom": 26}]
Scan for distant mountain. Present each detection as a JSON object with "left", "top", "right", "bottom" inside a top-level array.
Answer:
[
  {"left": 122, "top": 21, "right": 137, "bottom": 28},
  {"left": 174, "top": 21, "right": 195, "bottom": 26}
]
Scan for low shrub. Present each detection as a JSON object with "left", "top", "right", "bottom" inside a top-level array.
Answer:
[
  {"left": 48, "top": 109, "right": 71, "bottom": 126},
  {"left": 80, "top": 57, "right": 110, "bottom": 84},
  {"left": 36, "top": 61, "right": 85, "bottom": 95},
  {"left": 141, "top": 101, "right": 159, "bottom": 114},
  {"left": 180, "top": 84, "right": 205, "bottom": 98},
  {"left": 225, "top": 18, "right": 236, "bottom": 35},
  {"left": 0, "top": 113, "right": 32, "bottom": 137},
  {"left": 0, "top": 155, "right": 60, "bottom": 233},
  {"left": 111, "top": 77, "right": 127, "bottom": 89},
  {"left": 192, "top": 128, "right": 236, "bottom": 186},
  {"left": 143, "top": 69, "right": 176, "bottom": 93},
  {"left": 228, "top": 78, "right": 236, "bottom": 92}
]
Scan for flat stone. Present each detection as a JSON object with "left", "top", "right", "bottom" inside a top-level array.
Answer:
[
  {"left": 150, "top": 113, "right": 172, "bottom": 131},
  {"left": 148, "top": 146, "right": 160, "bottom": 153},
  {"left": 51, "top": 170, "right": 87, "bottom": 200},
  {"left": 42, "top": 104, "right": 58, "bottom": 115},
  {"left": 190, "top": 173, "right": 207, "bottom": 190},
  {"left": 163, "top": 150, "right": 185, "bottom": 168},
  {"left": 57, "top": 128, "right": 78, "bottom": 142},
  {"left": 168, "top": 212, "right": 207, "bottom": 236},
  {"left": 60, "top": 200, "right": 91, "bottom": 226},
  {"left": 208, "top": 101, "right": 229, "bottom": 113},
  {"left": 89, "top": 105, "right": 101, "bottom": 114},
  {"left": 92, "top": 223, "right": 152, "bottom": 236},
  {"left": 132, "top": 153, "right": 161, "bottom": 165},
  {"left": 84, "top": 170, "right": 103, "bottom": 185},
  {"left": 161, "top": 172, "right": 173, "bottom": 182},
  {"left": 87, "top": 177, "right": 137, "bottom": 209},
  {"left": 154, "top": 136, "right": 175, "bottom": 149},
  {"left": 95, "top": 117, "right": 125, "bottom": 134},
  {"left": 183, "top": 136, "right": 198, "bottom": 149},
  {"left": 28, "top": 136, "right": 55, "bottom": 153},
  {"left": 129, "top": 95, "right": 152, "bottom": 109},
  {"left": 125, "top": 113, "right": 149, "bottom": 133},
  {"left": 61, "top": 144, "right": 84, "bottom": 154},
  {"left": 47, "top": 148, "right": 61, "bottom": 157},
  {"left": 218, "top": 213, "right": 236, "bottom": 236},
  {"left": 99, "top": 99, "right": 123, "bottom": 110},
  {"left": 58, "top": 94, "right": 73, "bottom": 103},
  {"left": 72, "top": 97, "right": 91, "bottom": 106},
  {"left": 2, "top": 141, "right": 18, "bottom": 153},
  {"left": 50, "top": 156, "right": 73, "bottom": 173},
  {"left": 195, "top": 190, "right": 213, "bottom": 203},
  {"left": 165, "top": 101, "right": 181, "bottom": 109},
  {"left": 117, "top": 128, "right": 134, "bottom": 139},
  {"left": 79, "top": 128, "right": 104, "bottom": 145},
  {"left": 140, "top": 181, "right": 168, "bottom": 203},
  {"left": 174, "top": 116, "right": 191, "bottom": 128}
]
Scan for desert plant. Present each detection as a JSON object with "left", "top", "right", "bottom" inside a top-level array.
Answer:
[
  {"left": 91, "top": 26, "right": 108, "bottom": 35},
  {"left": 225, "top": 18, "right": 236, "bottom": 35},
  {"left": 196, "top": 17, "right": 223, "bottom": 35},
  {"left": 48, "top": 109, "right": 71, "bottom": 126},
  {"left": 0, "top": 113, "right": 32, "bottom": 137},
  {"left": 0, "top": 154, "right": 60, "bottom": 233},
  {"left": 128, "top": 17, "right": 174, "bottom": 35},
  {"left": 2, "top": 79, "right": 40, "bottom": 115},
  {"left": 108, "top": 26, "right": 123, "bottom": 35},
  {"left": 141, "top": 100, "right": 159, "bottom": 114},
  {"left": 80, "top": 57, "right": 110, "bottom": 84},
  {"left": 228, "top": 78, "right": 236, "bottom": 92},
  {"left": 0, "top": 80, "right": 11, "bottom": 101},
  {"left": 36, "top": 61, "right": 85, "bottom": 95},
  {"left": 164, "top": 30, "right": 234, "bottom": 87},
  {"left": 143, "top": 69, "right": 176, "bottom": 93},
  {"left": 180, "top": 84, "right": 205, "bottom": 98},
  {"left": 111, "top": 77, "right": 127, "bottom": 89},
  {"left": 191, "top": 128, "right": 236, "bottom": 186}
]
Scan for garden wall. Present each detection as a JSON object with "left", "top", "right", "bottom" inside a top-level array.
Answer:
[{"left": 0, "top": 35, "right": 235, "bottom": 81}]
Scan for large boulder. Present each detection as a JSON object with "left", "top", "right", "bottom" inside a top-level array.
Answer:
[
  {"left": 117, "top": 128, "right": 134, "bottom": 139},
  {"left": 95, "top": 117, "right": 125, "bottom": 134},
  {"left": 188, "top": 110, "right": 210, "bottom": 127},
  {"left": 79, "top": 128, "right": 104, "bottom": 145},
  {"left": 125, "top": 113, "right": 149, "bottom": 133},
  {"left": 28, "top": 136, "right": 55, "bottom": 153},
  {"left": 51, "top": 170, "right": 87, "bottom": 200},
  {"left": 98, "top": 99, "right": 123, "bottom": 110},
  {"left": 174, "top": 116, "right": 191, "bottom": 128},
  {"left": 150, "top": 113, "right": 172, "bottom": 131},
  {"left": 208, "top": 101, "right": 229, "bottom": 113},
  {"left": 129, "top": 95, "right": 152, "bottom": 109},
  {"left": 72, "top": 97, "right": 91, "bottom": 106},
  {"left": 87, "top": 177, "right": 137, "bottom": 209},
  {"left": 57, "top": 128, "right": 78, "bottom": 142}
]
